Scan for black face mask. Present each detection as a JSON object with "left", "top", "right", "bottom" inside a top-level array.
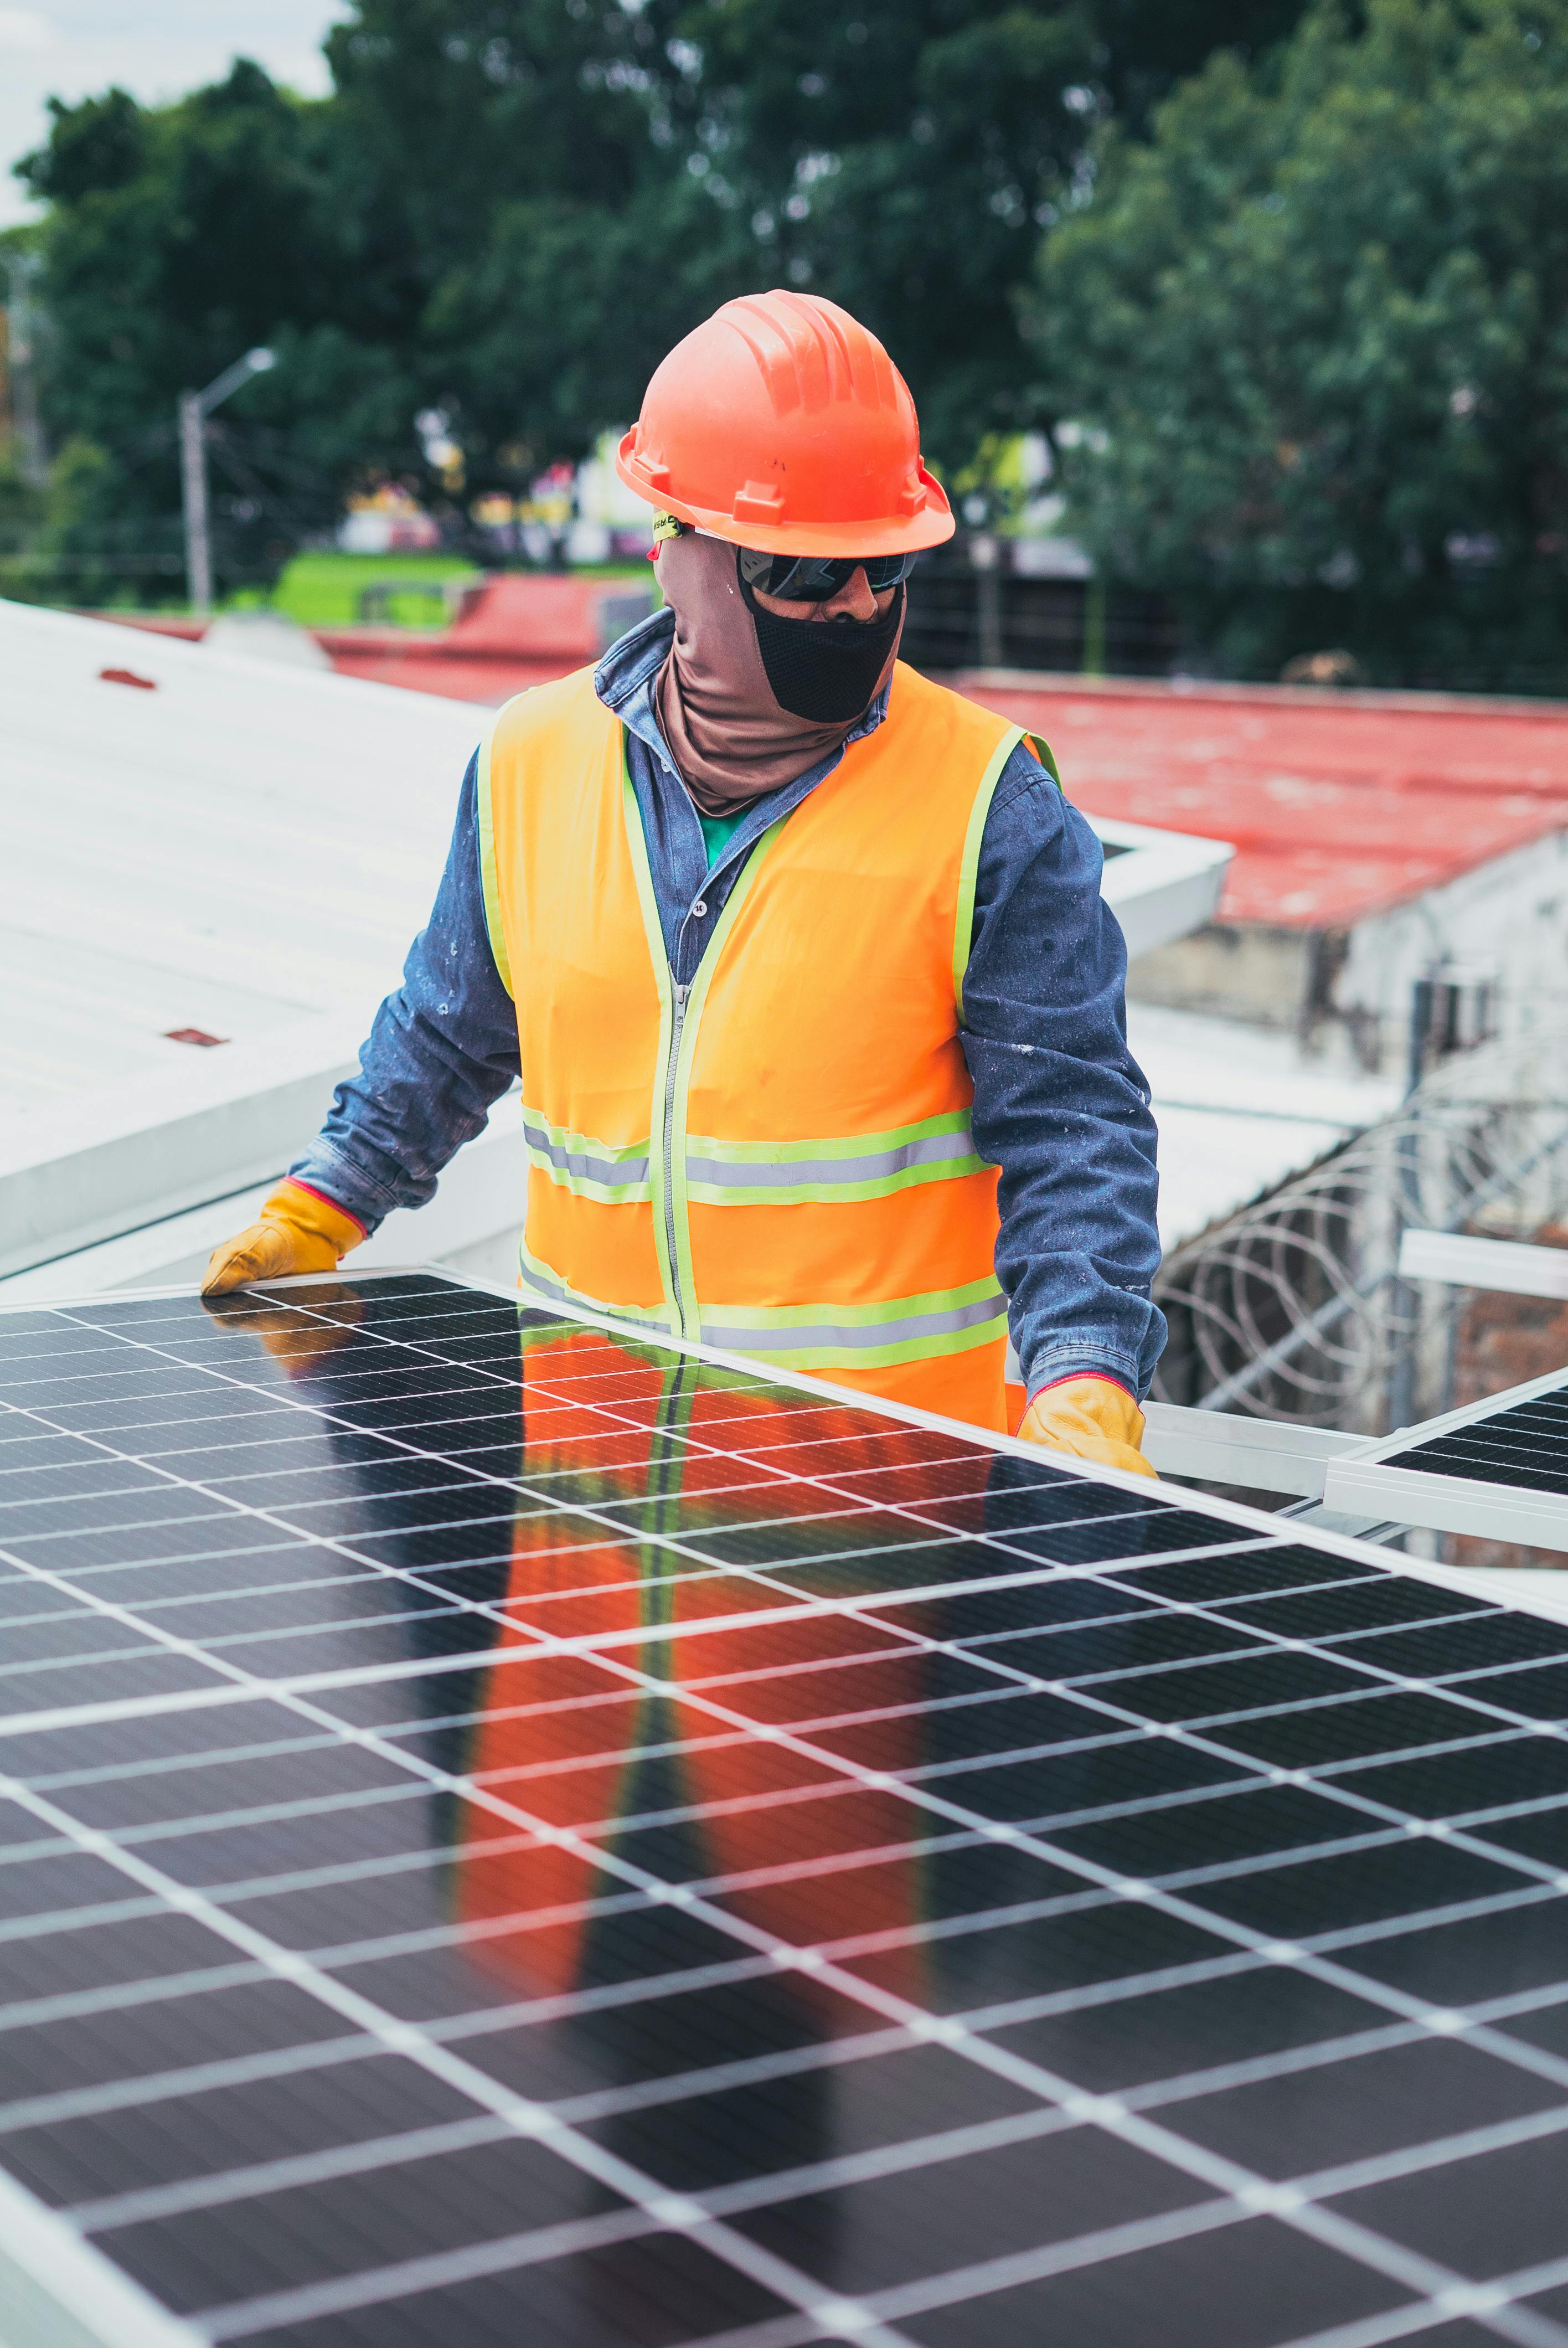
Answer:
[{"left": 740, "top": 565, "right": 905, "bottom": 723}]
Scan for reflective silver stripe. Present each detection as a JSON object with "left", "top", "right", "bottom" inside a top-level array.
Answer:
[
  {"left": 521, "top": 1120, "right": 650, "bottom": 1190},
  {"left": 703, "top": 1289, "right": 1005, "bottom": 1355},
  {"left": 685, "top": 1128, "right": 979, "bottom": 1192},
  {"left": 517, "top": 1257, "right": 672, "bottom": 1334}
]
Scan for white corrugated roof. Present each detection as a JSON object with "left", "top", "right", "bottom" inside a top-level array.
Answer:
[
  {"left": 1128, "top": 1002, "right": 1401, "bottom": 1252},
  {"left": 2, "top": 598, "right": 483, "bottom": 1118}
]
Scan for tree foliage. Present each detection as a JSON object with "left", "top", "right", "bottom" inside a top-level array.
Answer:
[
  {"left": 12, "top": 59, "right": 416, "bottom": 559},
  {"left": 11, "top": 0, "right": 1307, "bottom": 588},
  {"left": 1025, "top": 0, "right": 1568, "bottom": 687},
  {"left": 673, "top": 0, "right": 1311, "bottom": 461}
]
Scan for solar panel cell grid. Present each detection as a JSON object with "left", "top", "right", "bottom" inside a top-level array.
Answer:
[
  {"left": 1386, "top": 1398, "right": 1568, "bottom": 1496},
  {"left": 5, "top": 1271, "right": 1568, "bottom": 2346}
]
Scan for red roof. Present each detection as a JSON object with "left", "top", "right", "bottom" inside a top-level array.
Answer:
[
  {"left": 315, "top": 574, "right": 623, "bottom": 701},
  {"left": 956, "top": 671, "right": 1568, "bottom": 928},
  {"left": 87, "top": 576, "right": 632, "bottom": 708},
  {"left": 89, "top": 600, "right": 1568, "bottom": 930}
]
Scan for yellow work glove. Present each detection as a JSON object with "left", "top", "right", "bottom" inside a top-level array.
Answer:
[
  {"left": 1017, "top": 1375, "right": 1157, "bottom": 1480},
  {"left": 201, "top": 1180, "right": 365, "bottom": 1297}
]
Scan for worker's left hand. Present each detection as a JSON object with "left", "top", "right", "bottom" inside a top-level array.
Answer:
[
  {"left": 202, "top": 1180, "right": 365, "bottom": 1297},
  {"left": 1017, "top": 1376, "right": 1157, "bottom": 1479}
]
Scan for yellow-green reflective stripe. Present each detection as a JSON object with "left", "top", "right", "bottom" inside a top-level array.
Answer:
[
  {"left": 953, "top": 723, "right": 1025, "bottom": 1023},
  {"left": 699, "top": 1279, "right": 1006, "bottom": 1367},
  {"left": 728, "top": 1320, "right": 1001, "bottom": 1373},
  {"left": 1028, "top": 732, "right": 1062, "bottom": 787},
  {"left": 474, "top": 717, "right": 514, "bottom": 1001},
  {"left": 520, "top": 1106, "right": 652, "bottom": 1199},
  {"left": 617, "top": 756, "right": 785, "bottom": 1335},
  {"left": 701, "top": 1276, "right": 1000, "bottom": 1332},
  {"left": 688, "top": 1109, "right": 971, "bottom": 1164},
  {"left": 687, "top": 1159, "right": 984, "bottom": 1206},
  {"left": 517, "top": 1238, "right": 675, "bottom": 1335},
  {"left": 684, "top": 1111, "right": 984, "bottom": 1202},
  {"left": 700, "top": 1302, "right": 1005, "bottom": 1371}
]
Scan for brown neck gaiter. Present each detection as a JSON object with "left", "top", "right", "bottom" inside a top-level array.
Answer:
[{"left": 653, "top": 529, "right": 903, "bottom": 817}]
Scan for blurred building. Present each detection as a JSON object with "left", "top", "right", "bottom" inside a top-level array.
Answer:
[
  {"left": 337, "top": 486, "right": 442, "bottom": 554},
  {"left": 962, "top": 669, "right": 1568, "bottom": 1074},
  {"left": 84, "top": 598, "right": 1568, "bottom": 1095}
]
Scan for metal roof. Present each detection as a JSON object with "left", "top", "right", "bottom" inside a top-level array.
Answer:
[
  {"left": 3, "top": 596, "right": 483, "bottom": 1118},
  {"left": 1126, "top": 1002, "right": 1399, "bottom": 1252},
  {"left": 1, "top": 598, "right": 484, "bottom": 1278},
  {"left": 958, "top": 670, "right": 1568, "bottom": 929}
]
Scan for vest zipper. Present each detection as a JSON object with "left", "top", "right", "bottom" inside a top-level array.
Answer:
[{"left": 662, "top": 981, "right": 689, "bottom": 1335}]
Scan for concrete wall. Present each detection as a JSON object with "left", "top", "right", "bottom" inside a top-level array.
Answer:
[
  {"left": 1338, "top": 831, "right": 1568, "bottom": 1057},
  {"left": 1128, "top": 830, "right": 1568, "bottom": 1073},
  {"left": 1128, "top": 924, "right": 1311, "bottom": 1032}
]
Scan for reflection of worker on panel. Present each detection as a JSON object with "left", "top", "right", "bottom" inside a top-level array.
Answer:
[
  {"left": 210, "top": 1283, "right": 1111, "bottom": 2283},
  {"left": 204, "top": 292, "right": 1164, "bottom": 1476}
]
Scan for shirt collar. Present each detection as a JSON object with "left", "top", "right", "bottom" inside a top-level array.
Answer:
[{"left": 594, "top": 606, "right": 677, "bottom": 766}]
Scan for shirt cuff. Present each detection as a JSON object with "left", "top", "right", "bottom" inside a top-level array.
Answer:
[
  {"left": 281, "top": 1178, "right": 368, "bottom": 1242},
  {"left": 1023, "top": 1345, "right": 1144, "bottom": 1405},
  {"left": 285, "top": 1141, "right": 398, "bottom": 1240},
  {"left": 1028, "top": 1368, "right": 1135, "bottom": 1404}
]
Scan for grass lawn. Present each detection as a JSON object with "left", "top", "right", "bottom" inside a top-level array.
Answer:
[
  {"left": 230, "top": 549, "right": 653, "bottom": 630},
  {"left": 232, "top": 550, "right": 481, "bottom": 630}
]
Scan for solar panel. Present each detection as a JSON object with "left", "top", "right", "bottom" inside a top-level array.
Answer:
[
  {"left": 6, "top": 1270, "right": 1568, "bottom": 2348},
  {"left": 1324, "top": 1366, "right": 1568, "bottom": 1553}
]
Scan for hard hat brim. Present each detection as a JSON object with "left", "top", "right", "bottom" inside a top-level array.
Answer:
[{"left": 616, "top": 432, "right": 955, "bottom": 558}]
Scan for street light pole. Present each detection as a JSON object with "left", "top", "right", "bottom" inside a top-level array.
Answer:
[
  {"left": 177, "top": 391, "right": 212, "bottom": 616},
  {"left": 178, "top": 346, "right": 276, "bottom": 617}
]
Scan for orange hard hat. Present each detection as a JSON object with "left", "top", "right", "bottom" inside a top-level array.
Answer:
[{"left": 616, "top": 290, "right": 953, "bottom": 559}]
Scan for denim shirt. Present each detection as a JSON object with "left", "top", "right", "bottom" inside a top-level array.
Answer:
[{"left": 291, "top": 609, "right": 1165, "bottom": 1399}]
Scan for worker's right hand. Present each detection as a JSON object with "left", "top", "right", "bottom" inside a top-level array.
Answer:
[
  {"left": 1017, "top": 1375, "right": 1157, "bottom": 1480},
  {"left": 202, "top": 1180, "right": 366, "bottom": 1296}
]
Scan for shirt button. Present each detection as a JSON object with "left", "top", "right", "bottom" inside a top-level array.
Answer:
[{"left": 693, "top": 899, "right": 708, "bottom": 919}]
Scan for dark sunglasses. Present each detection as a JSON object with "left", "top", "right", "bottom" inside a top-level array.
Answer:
[{"left": 736, "top": 546, "right": 917, "bottom": 602}]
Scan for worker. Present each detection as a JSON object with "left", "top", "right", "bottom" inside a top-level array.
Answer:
[{"left": 204, "top": 290, "right": 1163, "bottom": 1475}]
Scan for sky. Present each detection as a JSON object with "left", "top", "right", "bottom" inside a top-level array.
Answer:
[{"left": 0, "top": 1, "right": 352, "bottom": 228}]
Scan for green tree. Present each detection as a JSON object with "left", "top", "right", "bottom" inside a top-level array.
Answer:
[
  {"left": 0, "top": 455, "right": 46, "bottom": 602},
  {"left": 324, "top": 0, "right": 744, "bottom": 485},
  {"left": 313, "top": 0, "right": 1314, "bottom": 480},
  {"left": 12, "top": 0, "right": 1317, "bottom": 594},
  {"left": 1025, "top": 0, "right": 1568, "bottom": 688},
  {"left": 649, "top": 0, "right": 1313, "bottom": 470},
  {"left": 13, "top": 61, "right": 411, "bottom": 591}
]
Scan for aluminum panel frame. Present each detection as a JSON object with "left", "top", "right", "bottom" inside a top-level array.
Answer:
[{"left": 1323, "top": 1362, "right": 1568, "bottom": 1553}]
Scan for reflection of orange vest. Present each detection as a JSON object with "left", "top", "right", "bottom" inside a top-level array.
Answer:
[
  {"left": 454, "top": 1330, "right": 978, "bottom": 2011},
  {"left": 477, "top": 662, "right": 1043, "bottom": 1434}
]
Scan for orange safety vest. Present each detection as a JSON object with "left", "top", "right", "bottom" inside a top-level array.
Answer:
[{"left": 477, "top": 661, "right": 1052, "bottom": 1434}]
